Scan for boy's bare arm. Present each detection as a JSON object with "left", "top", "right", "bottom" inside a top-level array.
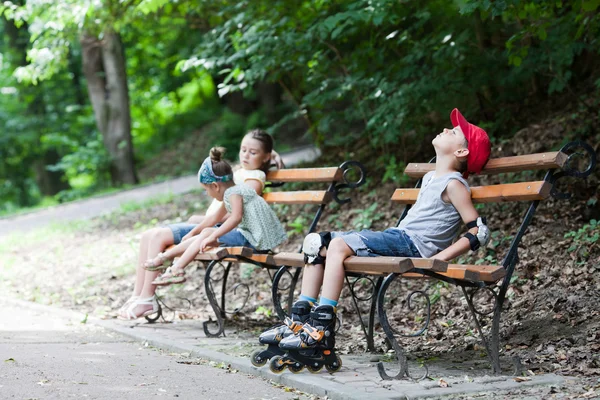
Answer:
[{"left": 433, "top": 180, "right": 480, "bottom": 261}]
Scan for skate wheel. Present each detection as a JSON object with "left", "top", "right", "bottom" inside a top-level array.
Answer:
[
  {"left": 306, "top": 364, "right": 323, "bottom": 373},
  {"left": 325, "top": 355, "right": 342, "bottom": 373},
  {"left": 288, "top": 362, "right": 304, "bottom": 373},
  {"left": 250, "top": 350, "right": 267, "bottom": 367},
  {"left": 269, "top": 356, "right": 286, "bottom": 374}
]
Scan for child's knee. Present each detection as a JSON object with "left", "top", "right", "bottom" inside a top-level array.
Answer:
[
  {"left": 141, "top": 228, "right": 158, "bottom": 241},
  {"left": 329, "top": 237, "right": 350, "bottom": 254}
]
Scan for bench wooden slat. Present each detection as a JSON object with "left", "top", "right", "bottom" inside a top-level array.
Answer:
[
  {"left": 194, "top": 247, "right": 229, "bottom": 260},
  {"left": 404, "top": 152, "right": 567, "bottom": 178},
  {"left": 263, "top": 191, "right": 332, "bottom": 205},
  {"left": 392, "top": 181, "right": 551, "bottom": 204},
  {"left": 226, "top": 247, "right": 254, "bottom": 257},
  {"left": 271, "top": 253, "right": 415, "bottom": 274},
  {"left": 344, "top": 257, "right": 413, "bottom": 275},
  {"left": 273, "top": 252, "right": 305, "bottom": 267},
  {"left": 456, "top": 264, "right": 506, "bottom": 282},
  {"left": 266, "top": 167, "right": 343, "bottom": 183},
  {"left": 410, "top": 258, "right": 448, "bottom": 272}
]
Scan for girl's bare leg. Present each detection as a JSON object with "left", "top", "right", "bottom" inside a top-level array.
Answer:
[
  {"left": 320, "top": 238, "right": 355, "bottom": 302},
  {"left": 187, "top": 215, "right": 205, "bottom": 224},
  {"left": 122, "top": 227, "right": 174, "bottom": 318},
  {"left": 133, "top": 228, "right": 172, "bottom": 295},
  {"left": 170, "top": 228, "right": 217, "bottom": 272},
  {"left": 154, "top": 235, "right": 198, "bottom": 262}
]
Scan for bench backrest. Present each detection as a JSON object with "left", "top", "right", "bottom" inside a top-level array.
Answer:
[{"left": 263, "top": 161, "right": 366, "bottom": 234}]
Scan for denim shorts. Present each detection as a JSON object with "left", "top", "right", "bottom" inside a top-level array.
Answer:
[
  {"left": 168, "top": 223, "right": 196, "bottom": 244},
  {"left": 217, "top": 228, "right": 256, "bottom": 250},
  {"left": 331, "top": 228, "right": 421, "bottom": 258},
  {"left": 167, "top": 223, "right": 256, "bottom": 250}
]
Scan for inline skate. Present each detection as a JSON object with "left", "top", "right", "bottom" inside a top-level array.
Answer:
[
  {"left": 269, "top": 304, "right": 342, "bottom": 374},
  {"left": 250, "top": 300, "right": 312, "bottom": 367}
]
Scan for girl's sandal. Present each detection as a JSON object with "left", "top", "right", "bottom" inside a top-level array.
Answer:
[
  {"left": 143, "top": 252, "right": 170, "bottom": 271},
  {"left": 117, "top": 295, "right": 159, "bottom": 320},
  {"left": 152, "top": 267, "right": 186, "bottom": 286},
  {"left": 116, "top": 295, "right": 139, "bottom": 318}
]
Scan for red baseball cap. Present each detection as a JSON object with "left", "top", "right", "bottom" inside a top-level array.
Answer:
[{"left": 450, "top": 108, "right": 491, "bottom": 176}]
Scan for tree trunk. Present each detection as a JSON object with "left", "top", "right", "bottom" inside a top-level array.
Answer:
[{"left": 81, "top": 31, "right": 138, "bottom": 186}]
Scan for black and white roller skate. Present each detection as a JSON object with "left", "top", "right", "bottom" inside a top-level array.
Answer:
[
  {"left": 269, "top": 305, "right": 342, "bottom": 374},
  {"left": 250, "top": 300, "right": 312, "bottom": 367},
  {"left": 302, "top": 232, "right": 332, "bottom": 265}
]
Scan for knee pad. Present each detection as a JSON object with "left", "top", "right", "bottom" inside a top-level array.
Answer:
[{"left": 302, "top": 232, "right": 331, "bottom": 265}]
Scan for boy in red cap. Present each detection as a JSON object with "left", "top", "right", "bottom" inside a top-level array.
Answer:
[{"left": 255, "top": 108, "right": 492, "bottom": 373}]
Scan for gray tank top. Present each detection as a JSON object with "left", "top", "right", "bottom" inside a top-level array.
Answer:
[{"left": 397, "top": 171, "right": 470, "bottom": 258}]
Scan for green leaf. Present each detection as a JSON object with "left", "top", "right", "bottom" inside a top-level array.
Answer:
[
  {"left": 538, "top": 27, "right": 547, "bottom": 40},
  {"left": 582, "top": 0, "right": 600, "bottom": 12}
]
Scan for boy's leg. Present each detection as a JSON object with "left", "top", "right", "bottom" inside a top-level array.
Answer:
[
  {"left": 320, "top": 237, "right": 355, "bottom": 303},
  {"left": 299, "top": 263, "right": 323, "bottom": 302}
]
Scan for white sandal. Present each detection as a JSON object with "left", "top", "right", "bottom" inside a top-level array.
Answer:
[
  {"left": 118, "top": 296, "right": 159, "bottom": 320},
  {"left": 117, "top": 295, "right": 139, "bottom": 317}
]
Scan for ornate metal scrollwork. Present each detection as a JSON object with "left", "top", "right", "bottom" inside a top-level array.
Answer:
[
  {"left": 468, "top": 287, "right": 498, "bottom": 317},
  {"left": 271, "top": 266, "right": 302, "bottom": 320},
  {"left": 396, "top": 290, "right": 431, "bottom": 338},
  {"left": 350, "top": 276, "right": 376, "bottom": 302},
  {"left": 144, "top": 296, "right": 193, "bottom": 323},
  {"left": 549, "top": 141, "right": 597, "bottom": 199},
  {"left": 332, "top": 161, "right": 367, "bottom": 204}
]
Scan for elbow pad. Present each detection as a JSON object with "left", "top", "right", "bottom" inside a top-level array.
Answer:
[{"left": 464, "top": 217, "right": 490, "bottom": 251}]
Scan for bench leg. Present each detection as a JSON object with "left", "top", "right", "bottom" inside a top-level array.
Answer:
[
  {"left": 345, "top": 275, "right": 381, "bottom": 352},
  {"left": 203, "top": 260, "right": 226, "bottom": 337},
  {"left": 461, "top": 286, "right": 502, "bottom": 374},
  {"left": 376, "top": 273, "right": 431, "bottom": 380},
  {"left": 376, "top": 273, "right": 408, "bottom": 379}
]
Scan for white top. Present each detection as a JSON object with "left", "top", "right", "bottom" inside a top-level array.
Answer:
[{"left": 205, "top": 168, "right": 267, "bottom": 215}]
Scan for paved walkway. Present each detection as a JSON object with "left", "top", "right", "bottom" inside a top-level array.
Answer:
[
  {"left": 0, "top": 146, "right": 321, "bottom": 237},
  {"left": 0, "top": 297, "right": 564, "bottom": 400},
  {"left": 0, "top": 298, "right": 315, "bottom": 399}
]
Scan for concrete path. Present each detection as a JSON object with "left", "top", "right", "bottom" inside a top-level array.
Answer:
[
  {"left": 0, "top": 298, "right": 314, "bottom": 399},
  {"left": 0, "top": 297, "right": 565, "bottom": 400},
  {"left": 0, "top": 146, "right": 321, "bottom": 237}
]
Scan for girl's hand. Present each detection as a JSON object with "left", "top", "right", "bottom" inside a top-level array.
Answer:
[
  {"left": 271, "top": 150, "right": 285, "bottom": 169},
  {"left": 199, "top": 235, "right": 219, "bottom": 252}
]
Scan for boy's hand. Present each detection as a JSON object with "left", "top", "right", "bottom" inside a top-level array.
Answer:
[{"left": 199, "top": 235, "right": 219, "bottom": 252}]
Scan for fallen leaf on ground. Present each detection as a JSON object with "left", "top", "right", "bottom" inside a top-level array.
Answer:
[
  {"left": 439, "top": 378, "right": 449, "bottom": 388},
  {"left": 514, "top": 377, "right": 532, "bottom": 382}
]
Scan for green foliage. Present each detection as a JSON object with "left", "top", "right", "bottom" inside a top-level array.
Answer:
[
  {"left": 564, "top": 219, "right": 599, "bottom": 260},
  {"left": 351, "top": 202, "right": 385, "bottom": 231},
  {"left": 175, "top": 0, "right": 600, "bottom": 157},
  {"left": 287, "top": 215, "right": 309, "bottom": 235}
]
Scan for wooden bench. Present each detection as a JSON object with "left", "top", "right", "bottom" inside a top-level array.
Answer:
[
  {"left": 372, "top": 141, "right": 596, "bottom": 379},
  {"left": 194, "top": 161, "right": 367, "bottom": 337},
  {"left": 269, "top": 141, "right": 595, "bottom": 379}
]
